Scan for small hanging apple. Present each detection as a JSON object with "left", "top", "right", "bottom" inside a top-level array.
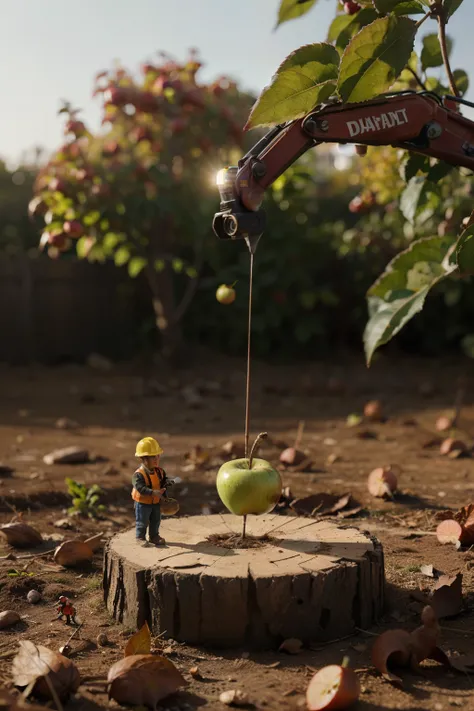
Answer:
[
  {"left": 216, "top": 282, "right": 236, "bottom": 304},
  {"left": 216, "top": 432, "right": 282, "bottom": 538}
]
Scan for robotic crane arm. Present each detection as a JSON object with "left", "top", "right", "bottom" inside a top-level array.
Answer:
[{"left": 212, "top": 90, "right": 474, "bottom": 246}]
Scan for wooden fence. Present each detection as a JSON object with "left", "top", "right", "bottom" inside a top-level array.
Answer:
[{"left": 0, "top": 256, "right": 144, "bottom": 364}]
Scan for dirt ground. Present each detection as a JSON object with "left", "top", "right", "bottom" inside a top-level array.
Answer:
[{"left": 1, "top": 348, "right": 474, "bottom": 711}]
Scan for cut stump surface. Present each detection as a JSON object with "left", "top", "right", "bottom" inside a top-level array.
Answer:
[{"left": 103, "top": 513, "right": 384, "bottom": 649}]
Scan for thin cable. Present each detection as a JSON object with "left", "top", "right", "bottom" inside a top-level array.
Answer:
[{"left": 244, "top": 251, "right": 254, "bottom": 460}]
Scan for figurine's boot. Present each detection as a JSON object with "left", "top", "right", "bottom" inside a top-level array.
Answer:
[{"left": 149, "top": 536, "right": 166, "bottom": 546}]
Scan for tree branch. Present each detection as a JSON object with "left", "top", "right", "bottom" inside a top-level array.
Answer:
[
  {"left": 415, "top": 9, "right": 432, "bottom": 29},
  {"left": 406, "top": 66, "right": 428, "bottom": 92},
  {"left": 170, "top": 240, "right": 204, "bottom": 325},
  {"left": 435, "top": 3, "right": 459, "bottom": 96}
]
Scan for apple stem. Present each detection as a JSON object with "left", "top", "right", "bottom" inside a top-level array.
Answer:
[
  {"left": 242, "top": 514, "right": 247, "bottom": 540},
  {"left": 248, "top": 432, "right": 268, "bottom": 470}
]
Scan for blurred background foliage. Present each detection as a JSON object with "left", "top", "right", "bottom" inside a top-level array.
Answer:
[{"left": 2, "top": 50, "right": 474, "bottom": 363}]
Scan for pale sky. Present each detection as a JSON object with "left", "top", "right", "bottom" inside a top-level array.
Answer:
[{"left": 1, "top": 0, "right": 474, "bottom": 165}]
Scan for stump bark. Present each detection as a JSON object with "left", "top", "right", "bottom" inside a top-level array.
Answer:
[{"left": 103, "top": 513, "right": 384, "bottom": 650}]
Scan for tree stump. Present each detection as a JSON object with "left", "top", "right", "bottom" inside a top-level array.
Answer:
[{"left": 103, "top": 513, "right": 384, "bottom": 650}]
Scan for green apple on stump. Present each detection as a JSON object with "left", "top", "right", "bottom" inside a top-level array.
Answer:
[{"left": 216, "top": 455, "right": 282, "bottom": 516}]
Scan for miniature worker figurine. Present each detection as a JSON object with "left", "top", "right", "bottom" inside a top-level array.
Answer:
[
  {"left": 57, "top": 596, "right": 78, "bottom": 625},
  {"left": 132, "top": 437, "right": 168, "bottom": 547}
]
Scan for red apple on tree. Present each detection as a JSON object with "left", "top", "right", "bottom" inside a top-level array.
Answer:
[{"left": 63, "top": 220, "right": 83, "bottom": 238}]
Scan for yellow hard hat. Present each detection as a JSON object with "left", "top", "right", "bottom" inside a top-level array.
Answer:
[{"left": 135, "top": 437, "right": 163, "bottom": 457}]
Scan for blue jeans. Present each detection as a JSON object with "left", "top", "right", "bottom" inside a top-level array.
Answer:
[{"left": 135, "top": 502, "right": 161, "bottom": 540}]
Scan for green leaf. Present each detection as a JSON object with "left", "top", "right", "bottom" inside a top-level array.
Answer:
[
  {"left": 337, "top": 16, "right": 417, "bottom": 103},
  {"left": 185, "top": 266, "right": 198, "bottom": 278},
  {"left": 453, "top": 69, "right": 469, "bottom": 96},
  {"left": 128, "top": 256, "right": 146, "bottom": 278},
  {"left": 245, "top": 44, "right": 339, "bottom": 129},
  {"left": 456, "top": 223, "right": 474, "bottom": 274},
  {"left": 154, "top": 259, "right": 165, "bottom": 272},
  {"left": 402, "top": 154, "right": 430, "bottom": 182},
  {"left": 83, "top": 210, "right": 101, "bottom": 226},
  {"left": 443, "top": 0, "right": 464, "bottom": 19},
  {"left": 374, "top": 0, "right": 425, "bottom": 14},
  {"left": 400, "top": 176, "right": 426, "bottom": 223},
  {"left": 103, "top": 232, "right": 120, "bottom": 253},
  {"left": 114, "top": 246, "right": 130, "bottom": 267},
  {"left": 276, "top": 43, "right": 340, "bottom": 75},
  {"left": 172, "top": 258, "right": 184, "bottom": 273},
  {"left": 327, "top": 9, "right": 379, "bottom": 52},
  {"left": 275, "top": 0, "right": 318, "bottom": 29},
  {"left": 364, "top": 235, "right": 457, "bottom": 364},
  {"left": 421, "top": 33, "right": 452, "bottom": 70},
  {"left": 427, "top": 160, "right": 453, "bottom": 183}
]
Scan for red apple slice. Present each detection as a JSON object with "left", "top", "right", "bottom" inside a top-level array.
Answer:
[{"left": 306, "top": 662, "right": 360, "bottom": 710}]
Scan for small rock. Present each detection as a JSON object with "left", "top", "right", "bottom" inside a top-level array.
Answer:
[
  {"left": 0, "top": 610, "right": 21, "bottom": 628},
  {"left": 43, "top": 446, "right": 90, "bottom": 465},
  {"left": 219, "top": 690, "right": 248, "bottom": 707},
  {"left": 86, "top": 353, "right": 113, "bottom": 371},
  {"left": 55, "top": 417, "right": 79, "bottom": 430},
  {"left": 97, "top": 633, "right": 108, "bottom": 646},
  {"left": 189, "top": 666, "right": 200, "bottom": 678},
  {"left": 53, "top": 518, "right": 74, "bottom": 530},
  {"left": 27, "top": 590, "right": 41, "bottom": 604}
]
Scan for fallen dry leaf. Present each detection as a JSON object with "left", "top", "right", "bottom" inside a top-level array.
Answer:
[
  {"left": 0, "top": 523, "right": 43, "bottom": 549},
  {"left": 440, "top": 438, "right": 466, "bottom": 456},
  {"left": 0, "top": 610, "right": 21, "bottom": 629},
  {"left": 290, "top": 492, "right": 358, "bottom": 517},
  {"left": 54, "top": 540, "right": 94, "bottom": 567},
  {"left": 83, "top": 532, "right": 104, "bottom": 553},
  {"left": 420, "top": 564, "right": 438, "bottom": 578},
  {"left": 107, "top": 654, "right": 186, "bottom": 708},
  {"left": 431, "top": 573, "right": 463, "bottom": 619},
  {"left": 337, "top": 505, "right": 364, "bottom": 519},
  {"left": 275, "top": 486, "right": 294, "bottom": 511},
  {"left": 219, "top": 689, "right": 248, "bottom": 706},
  {"left": 279, "top": 638, "right": 302, "bottom": 654},
  {"left": 12, "top": 640, "right": 80, "bottom": 701},
  {"left": 124, "top": 622, "right": 151, "bottom": 656},
  {"left": 184, "top": 444, "right": 210, "bottom": 469}
]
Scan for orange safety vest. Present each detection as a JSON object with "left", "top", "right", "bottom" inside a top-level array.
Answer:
[{"left": 131, "top": 464, "right": 165, "bottom": 505}]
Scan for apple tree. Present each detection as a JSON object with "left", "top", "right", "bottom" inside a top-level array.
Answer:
[
  {"left": 250, "top": 0, "right": 472, "bottom": 364},
  {"left": 31, "top": 50, "right": 253, "bottom": 360}
]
